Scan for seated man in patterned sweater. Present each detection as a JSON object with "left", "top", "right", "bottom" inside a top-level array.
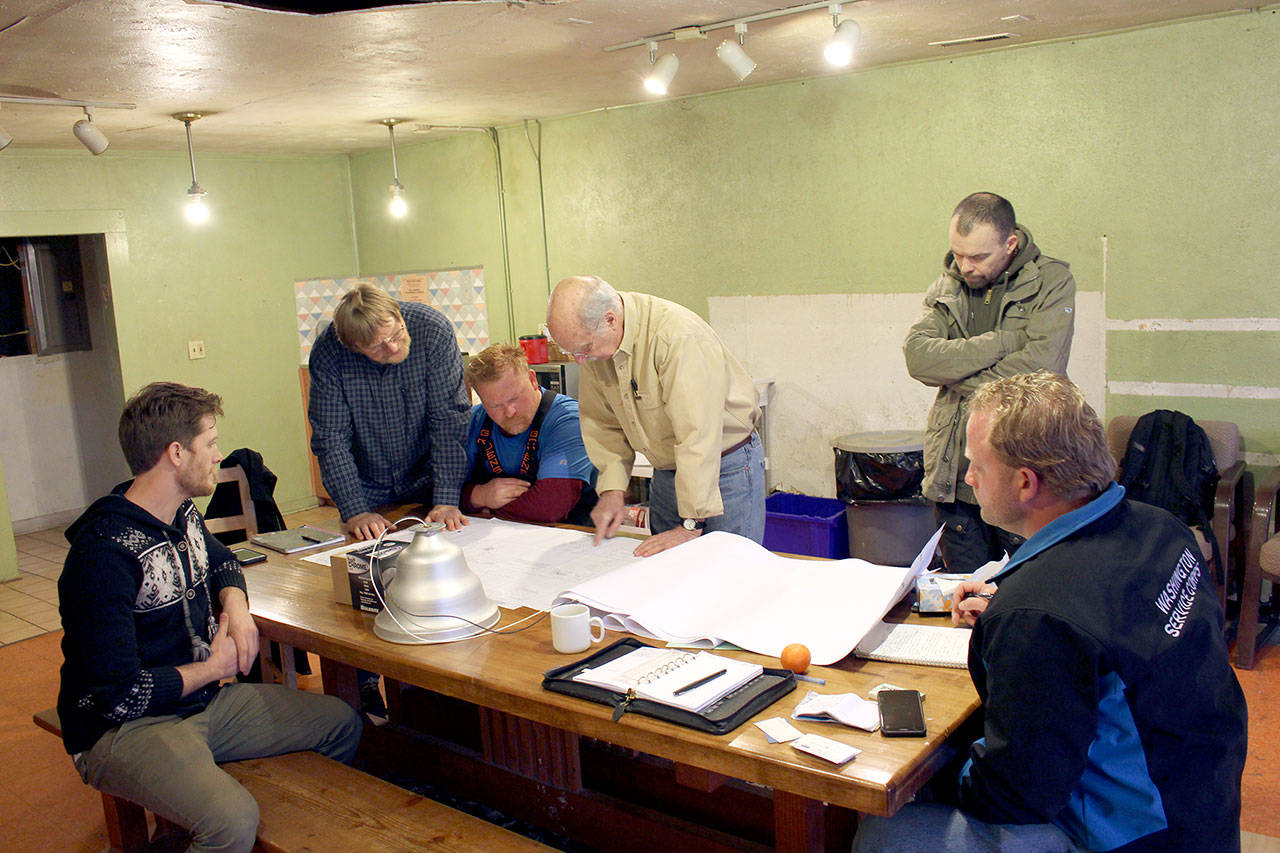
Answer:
[
  {"left": 57, "top": 382, "right": 362, "bottom": 853},
  {"left": 461, "top": 343, "right": 598, "bottom": 525}
]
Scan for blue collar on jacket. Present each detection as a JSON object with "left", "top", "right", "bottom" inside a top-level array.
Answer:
[{"left": 993, "top": 482, "right": 1125, "bottom": 582}]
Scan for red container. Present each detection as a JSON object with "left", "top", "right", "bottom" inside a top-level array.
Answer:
[{"left": 519, "top": 334, "right": 549, "bottom": 364}]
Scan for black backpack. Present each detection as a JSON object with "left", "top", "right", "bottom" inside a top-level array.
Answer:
[{"left": 1117, "top": 410, "right": 1221, "bottom": 582}]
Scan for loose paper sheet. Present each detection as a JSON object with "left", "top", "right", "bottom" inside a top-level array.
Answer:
[
  {"left": 302, "top": 518, "right": 641, "bottom": 610},
  {"left": 554, "top": 527, "right": 941, "bottom": 665}
]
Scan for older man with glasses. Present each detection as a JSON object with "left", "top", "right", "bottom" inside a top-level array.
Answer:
[
  {"left": 546, "top": 275, "right": 764, "bottom": 557},
  {"left": 307, "top": 282, "right": 470, "bottom": 541}
]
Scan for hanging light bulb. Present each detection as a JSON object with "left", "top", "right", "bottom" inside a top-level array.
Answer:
[
  {"left": 173, "top": 113, "right": 210, "bottom": 225},
  {"left": 643, "top": 42, "right": 679, "bottom": 95},
  {"left": 716, "top": 23, "right": 756, "bottom": 82},
  {"left": 381, "top": 118, "right": 408, "bottom": 218},
  {"left": 389, "top": 181, "right": 407, "bottom": 218},
  {"left": 825, "top": 5, "right": 861, "bottom": 67}
]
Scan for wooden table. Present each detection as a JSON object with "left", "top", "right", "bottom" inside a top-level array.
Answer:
[{"left": 243, "top": 530, "right": 979, "bottom": 852}]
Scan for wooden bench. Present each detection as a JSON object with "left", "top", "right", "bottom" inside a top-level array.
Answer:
[{"left": 34, "top": 708, "right": 549, "bottom": 852}]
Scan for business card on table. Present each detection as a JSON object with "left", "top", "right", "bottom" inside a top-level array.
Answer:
[
  {"left": 791, "top": 733, "right": 861, "bottom": 766},
  {"left": 755, "top": 716, "right": 803, "bottom": 743},
  {"left": 869, "top": 682, "right": 926, "bottom": 701}
]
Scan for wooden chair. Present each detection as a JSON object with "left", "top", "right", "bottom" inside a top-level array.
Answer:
[
  {"left": 1235, "top": 467, "right": 1280, "bottom": 669},
  {"left": 1106, "top": 416, "right": 1248, "bottom": 615},
  {"left": 205, "top": 464, "right": 258, "bottom": 539}
]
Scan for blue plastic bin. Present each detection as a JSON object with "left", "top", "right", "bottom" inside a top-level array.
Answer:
[{"left": 762, "top": 493, "right": 850, "bottom": 558}]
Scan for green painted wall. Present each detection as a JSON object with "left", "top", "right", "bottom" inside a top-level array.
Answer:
[
  {"left": 0, "top": 8, "right": 1275, "bottom": 556},
  {"left": 350, "top": 9, "right": 1280, "bottom": 458},
  {"left": 0, "top": 455, "right": 16, "bottom": 582},
  {"left": 0, "top": 149, "right": 358, "bottom": 516}
]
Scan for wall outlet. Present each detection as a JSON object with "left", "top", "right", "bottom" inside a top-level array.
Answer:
[{"left": 188, "top": 340, "right": 206, "bottom": 360}]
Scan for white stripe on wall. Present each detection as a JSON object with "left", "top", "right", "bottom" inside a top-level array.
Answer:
[
  {"left": 1108, "top": 382, "right": 1280, "bottom": 400},
  {"left": 1104, "top": 318, "right": 1280, "bottom": 331}
]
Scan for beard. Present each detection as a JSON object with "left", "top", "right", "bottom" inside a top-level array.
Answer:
[{"left": 178, "top": 464, "right": 217, "bottom": 498}]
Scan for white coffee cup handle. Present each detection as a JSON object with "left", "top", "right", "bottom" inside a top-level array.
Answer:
[{"left": 589, "top": 616, "right": 605, "bottom": 643}]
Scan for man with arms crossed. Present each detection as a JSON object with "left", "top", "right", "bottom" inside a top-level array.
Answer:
[
  {"left": 546, "top": 275, "right": 764, "bottom": 556},
  {"left": 461, "top": 342, "right": 597, "bottom": 524},
  {"left": 58, "top": 382, "right": 362, "bottom": 853},
  {"left": 856, "top": 372, "right": 1246, "bottom": 852},
  {"left": 904, "top": 192, "right": 1075, "bottom": 571},
  {"left": 308, "top": 283, "right": 470, "bottom": 540}
]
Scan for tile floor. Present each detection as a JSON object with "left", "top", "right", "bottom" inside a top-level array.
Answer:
[{"left": 0, "top": 528, "right": 66, "bottom": 645}]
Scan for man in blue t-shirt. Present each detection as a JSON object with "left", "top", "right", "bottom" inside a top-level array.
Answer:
[{"left": 461, "top": 343, "right": 597, "bottom": 525}]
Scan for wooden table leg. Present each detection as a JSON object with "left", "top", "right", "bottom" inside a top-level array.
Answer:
[
  {"left": 318, "top": 656, "right": 361, "bottom": 711},
  {"left": 773, "top": 791, "right": 856, "bottom": 853}
]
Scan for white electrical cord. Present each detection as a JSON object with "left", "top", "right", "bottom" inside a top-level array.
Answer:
[{"left": 369, "top": 516, "right": 548, "bottom": 644}]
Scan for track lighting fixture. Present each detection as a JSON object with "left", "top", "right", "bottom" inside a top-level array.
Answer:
[
  {"left": 644, "top": 42, "right": 679, "bottom": 96},
  {"left": 0, "top": 95, "right": 134, "bottom": 153},
  {"left": 825, "top": 4, "right": 861, "bottom": 67},
  {"left": 72, "top": 107, "right": 109, "bottom": 155},
  {"left": 381, "top": 118, "right": 408, "bottom": 218},
  {"left": 173, "top": 113, "right": 210, "bottom": 225},
  {"left": 608, "top": 2, "right": 865, "bottom": 83},
  {"left": 716, "top": 23, "right": 756, "bottom": 82}
]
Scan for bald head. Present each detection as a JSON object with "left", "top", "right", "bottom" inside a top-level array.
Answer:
[{"left": 547, "top": 276, "right": 625, "bottom": 363}]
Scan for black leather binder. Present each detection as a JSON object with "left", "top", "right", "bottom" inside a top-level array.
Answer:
[{"left": 542, "top": 637, "right": 795, "bottom": 735}]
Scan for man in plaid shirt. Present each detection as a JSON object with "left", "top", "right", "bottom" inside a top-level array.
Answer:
[{"left": 308, "top": 283, "right": 471, "bottom": 540}]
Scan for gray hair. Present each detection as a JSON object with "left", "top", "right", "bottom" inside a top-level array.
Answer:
[{"left": 574, "top": 276, "right": 622, "bottom": 332}]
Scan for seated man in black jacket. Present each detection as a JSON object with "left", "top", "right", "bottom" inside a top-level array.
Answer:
[
  {"left": 57, "top": 382, "right": 362, "bottom": 852},
  {"left": 855, "top": 372, "right": 1247, "bottom": 852}
]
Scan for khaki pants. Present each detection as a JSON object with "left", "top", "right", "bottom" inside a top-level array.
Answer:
[{"left": 78, "top": 683, "right": 362, "bottom": 853}]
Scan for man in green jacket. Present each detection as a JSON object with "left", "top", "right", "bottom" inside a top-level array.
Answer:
[{"left": 903, "top": 192, "right": 1075, "bottom": 571}]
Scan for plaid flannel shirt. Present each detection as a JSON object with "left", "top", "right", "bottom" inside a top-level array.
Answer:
[{"left": 307, "top": 301, "right": 469, "bottom": 520}]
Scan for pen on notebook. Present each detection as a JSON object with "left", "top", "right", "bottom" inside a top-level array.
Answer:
[
  {"left": 300, "top": 530, "right": 324, "bottom": 542},
  {"left": 672, "top": 668, "right": 726, "bottom": 696}
]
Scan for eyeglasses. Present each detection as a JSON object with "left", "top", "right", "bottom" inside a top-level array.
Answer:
[
  {"left": 363, "top": 318, "right": 407, "bottom": 353},
  {"left": 558, "top": 333, "right": 596, "bottom": 360}
]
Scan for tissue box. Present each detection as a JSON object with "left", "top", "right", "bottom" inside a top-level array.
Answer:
[
  {"left": 916, "top": 573, "right": 971, "bottom": 614},
  {"left": 329, "top": 541, "right": 404, "bottom": 613}
]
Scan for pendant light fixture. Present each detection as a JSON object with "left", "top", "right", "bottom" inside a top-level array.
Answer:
[
  {"left": 173, "top": 113, "right": 209, "bottom": 224},
  {"left": 381, "top": 118, "right": 408, "bottom": 218}
]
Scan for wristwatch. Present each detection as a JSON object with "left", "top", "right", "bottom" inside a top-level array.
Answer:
[{"left": 681, "top": 518, "right": 706, "bottom": 531}]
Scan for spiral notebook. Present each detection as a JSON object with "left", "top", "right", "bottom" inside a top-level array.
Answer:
[
  {"left": 853, "top": 621, "right": 972, "bottom": 669},
  {"left": 573, "top": 647, "right": 762, "bottom": 713}
]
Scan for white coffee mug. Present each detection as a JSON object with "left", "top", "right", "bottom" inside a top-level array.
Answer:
[{"left": 550, "top": 603, "right": 605, "bottom": 654}]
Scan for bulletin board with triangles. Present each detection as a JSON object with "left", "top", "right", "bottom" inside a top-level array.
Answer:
[{"left": 294, "top": 267, "right": 489, "bottom": 365}]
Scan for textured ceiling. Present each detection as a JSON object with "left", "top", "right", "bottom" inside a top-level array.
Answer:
[{"left": 0, "top": 0, "right": 1251, "bottom": 155}]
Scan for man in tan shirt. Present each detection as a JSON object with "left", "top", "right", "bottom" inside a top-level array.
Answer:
[{"left": 547, "top": 275, "right": 764, "bottom": 556}]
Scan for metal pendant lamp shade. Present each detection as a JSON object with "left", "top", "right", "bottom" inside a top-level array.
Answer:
[{"left": 374, "top": 524, "right": 499, "bottom": 644}]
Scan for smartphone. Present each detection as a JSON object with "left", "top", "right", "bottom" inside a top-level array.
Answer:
[
  {"left": 877, "top": 689, "right": 926, "bottom": 737},
  {"left": 231, "top": 547, "right": 267, "bottom": 566}
]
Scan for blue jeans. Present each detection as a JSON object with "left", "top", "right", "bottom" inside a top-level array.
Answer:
[
  {"left": 855, "top": 802, "right": 1083, "bottom": 853},
  {"left": 649, "top": 432, "right": 765, "bottom": 543}
]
